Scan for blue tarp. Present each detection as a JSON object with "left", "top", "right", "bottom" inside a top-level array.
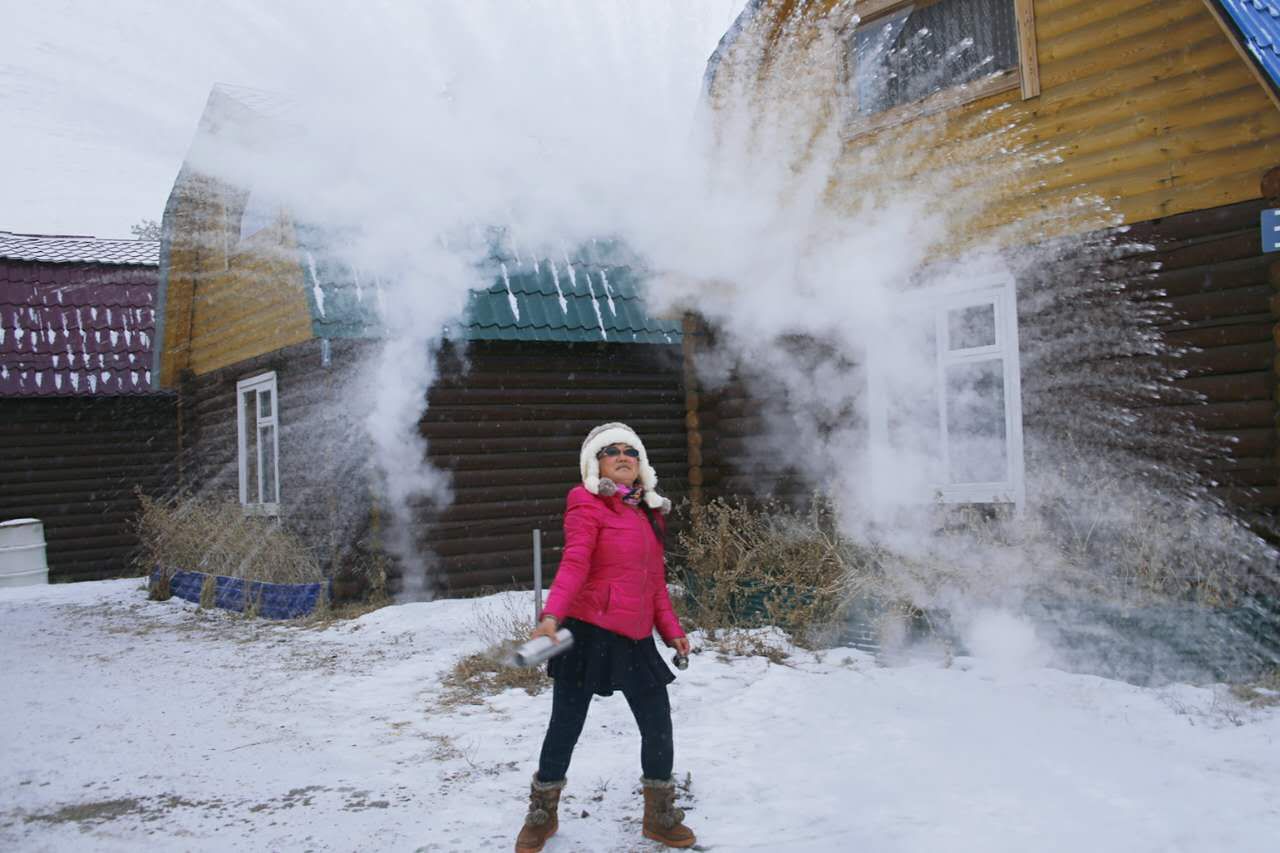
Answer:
[{"left": 155, "top": 569, "right": 330, "bottom": 619}]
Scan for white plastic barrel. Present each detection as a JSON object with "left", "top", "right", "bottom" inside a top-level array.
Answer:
[{"left": 0, "top": 518, "right": 50, "bottom": 588}]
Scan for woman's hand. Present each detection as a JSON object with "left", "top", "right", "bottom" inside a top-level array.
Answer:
[
  {"left": 531, "top": 616, "right": 561, "bottom": 643},
  {"left": 672, "top": 636, "right": 691, "bottom": 656}
]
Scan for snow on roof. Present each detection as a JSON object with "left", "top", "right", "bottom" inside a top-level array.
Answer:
[
  {"left": 0, "top": 256, "right": 159, "bottom": 397},
  {"left": 0, "top": 231, "right": 160, "bottom": 266}
]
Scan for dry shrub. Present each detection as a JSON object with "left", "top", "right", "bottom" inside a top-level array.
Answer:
[
  {"left": 134, "top": 491, "right": 324, "bottom": 585},
  {"left": 440, "top": 594, "right": 548, "bottom": 705},
  {"left": 675, "top": 496, "right": 907, "bottom": 650}
]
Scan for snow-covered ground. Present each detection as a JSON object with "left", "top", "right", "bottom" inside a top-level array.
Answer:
[{"left": 2, "top": 579, "right": 1278, "bottom": 852}]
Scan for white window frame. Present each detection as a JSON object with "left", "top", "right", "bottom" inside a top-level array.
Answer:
[
  {"left": 236, "top": 371, "right": 281, "bottom": 516},
  {"left": 867, "top": 272, "right": 1025, "bottom": 509},
  {"left": 842, "top": 0, "right": 1040, "bottom": 138}
]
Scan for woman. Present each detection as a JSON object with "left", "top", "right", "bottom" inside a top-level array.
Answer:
[{"left": 514, "top": 422, "right": 696, "bottom": 852}]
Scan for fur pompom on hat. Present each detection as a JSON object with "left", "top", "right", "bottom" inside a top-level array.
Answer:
[{"left": 580, "top": 422, "right": 670, "bottom": 514}]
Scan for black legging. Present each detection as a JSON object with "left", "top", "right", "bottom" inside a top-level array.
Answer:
[{"left": 537, "top": 676, "right": 674, "bottom": 783}]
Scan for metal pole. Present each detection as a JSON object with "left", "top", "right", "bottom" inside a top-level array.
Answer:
[{"left": 533, "top": 527, "right": 543, "bottom": 622}]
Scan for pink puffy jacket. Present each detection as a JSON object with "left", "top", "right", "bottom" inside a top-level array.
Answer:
[{"left": 542, "top": 485, "right": 685, "bottom": 643}]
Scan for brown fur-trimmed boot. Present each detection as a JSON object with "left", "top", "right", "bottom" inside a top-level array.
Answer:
[
  {"left": 641, "top": 776, "right": 697, "bottom": 848},
  {"left": 515, "top": 774, "right": 565, "bottom": 853}
]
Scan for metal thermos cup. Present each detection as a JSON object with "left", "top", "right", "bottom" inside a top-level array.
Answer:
[
  {"left": 513, "top": 628, "right": 574, "bottom": 668},
  {"left": 672, "top": 652, "right": 689, "bottom": 670}
]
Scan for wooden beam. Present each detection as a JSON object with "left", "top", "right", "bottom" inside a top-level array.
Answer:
[
  {"left": 1200, "top": 0, "right": 1280, "bottom": 113},
  {"left": 1015, "top": 0, "right": 1040, "bottom": 99},
  {"left": 682, "top": 313, "right": 705, "bottom": 506}
]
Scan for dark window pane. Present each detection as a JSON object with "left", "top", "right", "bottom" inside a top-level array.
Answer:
[
  {"left": 852, "top": 0, "right": 1019, "bottom": 115},
  {"left": 887, "top": 317, "right": 942, "bottom": 476},
  {"left": 948, "top": 303, "right": 996, "bottom": 350},
  {"left": 945, "top": 358, "right": 1007, "bottom": 483},
  {"left": 261, "top": 424, "right": 277, "bottom": 504},
  {"left": 242, "top": 390, "right": 259, "bottom": 503}
]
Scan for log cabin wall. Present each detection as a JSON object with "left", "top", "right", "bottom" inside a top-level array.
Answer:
[
  {"left": 179, "top": 336, "right": 376, "bottom": 575},
  {"left": 422, "top": 340, "right": 688, "bottom": 595},
  {"left": 688, "top": 196, "right": 1280, "bottom": 525},
  {"left": 0, "top": 396, "right": 178, "bottom": 582},
  {"left": 180, "top": 337, "right": 688, "bottom": 594},
  {"left": 1126, "top": 197, "right": 1279, "bottom": 517}
]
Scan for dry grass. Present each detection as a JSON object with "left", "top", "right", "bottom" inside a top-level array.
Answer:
[
  {"left": 1228, "top": 669, "right": 1280, "bottom": 709},
  {"left": 134, "top": 491, "right": 324, "bottom": 586},
  {"left": 675, "top": 496, "right": 906, "bottom": 650},
  {"left": 440, "top": 595, "right": 548, "bottom": 705}
]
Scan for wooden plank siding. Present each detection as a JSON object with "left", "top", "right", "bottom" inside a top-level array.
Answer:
[
  {"left": 716, "top": 0, "right": 1280, "bottom": 239},
  {"left": 159, "top": 179, "right": 314, "bottom": 387},
  {"left": 420, "top": 341, "right": 689, "bottom": 594},
  {"left": 179, "top": 337, "right": 375, "bottom": 578},
  {"left": 0, "top": 396, "right": 178, "bottom": 582},
  {"left": 691, "top": 198, "right": 1280, "bottom": 518},
  {"left": 179, "top": 338, "right": 689, "bottom": 594}
]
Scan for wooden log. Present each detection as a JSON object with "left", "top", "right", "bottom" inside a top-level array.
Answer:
[
  {"left": 1153, "top": 230, "right": 1261, "bottom": 273},
  {"left": 1141, "top": 256, "right": 1269, "bottom": 300},
  {"left": 1175, "top": 371, "right": 1271, "bottom": 402},
  {"left": 1166, "top": 322, "right": 1274, "bottom": 348},
  {"left": 420, "top": 418, "right": 685, "bottom": 440},
  {"left": 422, "top": 402, "right": 682, "bottom": 422},
  {"left": 425, "top": 387, "right": 682, "bottom": 406},
  {"left": 1169, "top": 342, "right": 1273, "bottom": 377},
  {"left": 1210, "top": 486, "right": 1280, "bottom": 508},
  {"left": 1119, "top": 199, "right": 1264, "bottom": 247},
  {"left": 1205, "top": 428, "right": 1276, "bottom": 458},
  {"left": 1164, "top": 285, "right": 1272, "bottom": 323},
  {"left": 1142, "top": 400, "right": 1276, "bottom": 430}
]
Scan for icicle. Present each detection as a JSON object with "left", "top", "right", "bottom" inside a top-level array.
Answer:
[
  {"left": 306, "top": 252, "right": 327, "bottom": 317},
  {"left": 352, "top": 264, "right": 364, "bottom": 302},
  {"left": 501, "top": 263, "right": 520, "bottom": 321},
  {"left": 599, "top": 270, "right": 618, "bottom": 316},
  {"left": 549, "top": 261, "right": 568, "bottom": 314}
]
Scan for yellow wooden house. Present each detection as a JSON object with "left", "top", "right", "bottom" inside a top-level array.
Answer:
[{"left": 694, "top": 0, "right": 1280, "bottom": 523}]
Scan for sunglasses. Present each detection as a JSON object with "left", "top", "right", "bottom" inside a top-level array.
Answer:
[{"left": 597, "top": 446, "right": 640, "bottom": 459}]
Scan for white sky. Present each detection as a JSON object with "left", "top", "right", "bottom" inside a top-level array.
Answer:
[{"left": 0, "top": 1, "right": 742, "bottom": 240}]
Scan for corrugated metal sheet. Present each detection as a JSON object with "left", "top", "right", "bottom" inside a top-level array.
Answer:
[
  {"left": 301, "top": 232, "right": 682, "bottom": 345},
  {"left": 0, "top": 231, "right": 159, "bottom": 266},
  {"left": 462, "top": 258, "right": 682, "bottom": 345},
  {"left": 1216, "top": 0, "right": 1280, "bottom": 93},
  {"left": 0, "top": 259, "right": 159, "bottom": 396}
]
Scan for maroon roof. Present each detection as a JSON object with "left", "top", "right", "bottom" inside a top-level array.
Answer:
[
  {"left": 0, "top": 257, "right": 160, "bottom": 397},
  {"left": 0, "top": 231, "right": 160, "bottom": 266}
]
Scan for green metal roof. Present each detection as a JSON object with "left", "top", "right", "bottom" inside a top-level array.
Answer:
[
  {"left": 459, "top": 256, "right": 681, "bottom": 344},
  {"left": 297, "top": 230, "right": 682, "bottom": 345}
]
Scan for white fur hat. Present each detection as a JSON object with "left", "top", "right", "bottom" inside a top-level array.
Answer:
[{"left": 580, "top": 422, "right": 669, "bottom": 512}]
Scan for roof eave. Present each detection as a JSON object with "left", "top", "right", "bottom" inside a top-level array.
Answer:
[{"left": 1202, "top": 0, "right": 1280, "bottom": 114}]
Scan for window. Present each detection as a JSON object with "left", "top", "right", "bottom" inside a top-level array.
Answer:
[
  {"left": 846, "top": 0, "right": 1039, "bottom": 124},
  {"left": 237, "top": 372, "right": 281, "bottom": 514},
  {"left": 867, "top": 272, "right": 1025, "bottom": 508}
]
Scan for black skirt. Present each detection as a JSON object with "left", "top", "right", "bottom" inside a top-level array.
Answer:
[{"left": 547, "top": 617, "right": 676, "bottom": 697}]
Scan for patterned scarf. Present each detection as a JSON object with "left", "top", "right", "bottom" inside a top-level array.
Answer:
[{"left": 616, "top": 482, "right": 646, "bottom": 508}]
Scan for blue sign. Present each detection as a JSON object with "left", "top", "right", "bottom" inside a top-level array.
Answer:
[{"left": 1264, "top": 209, "right": 1280, "bottom": 253}]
